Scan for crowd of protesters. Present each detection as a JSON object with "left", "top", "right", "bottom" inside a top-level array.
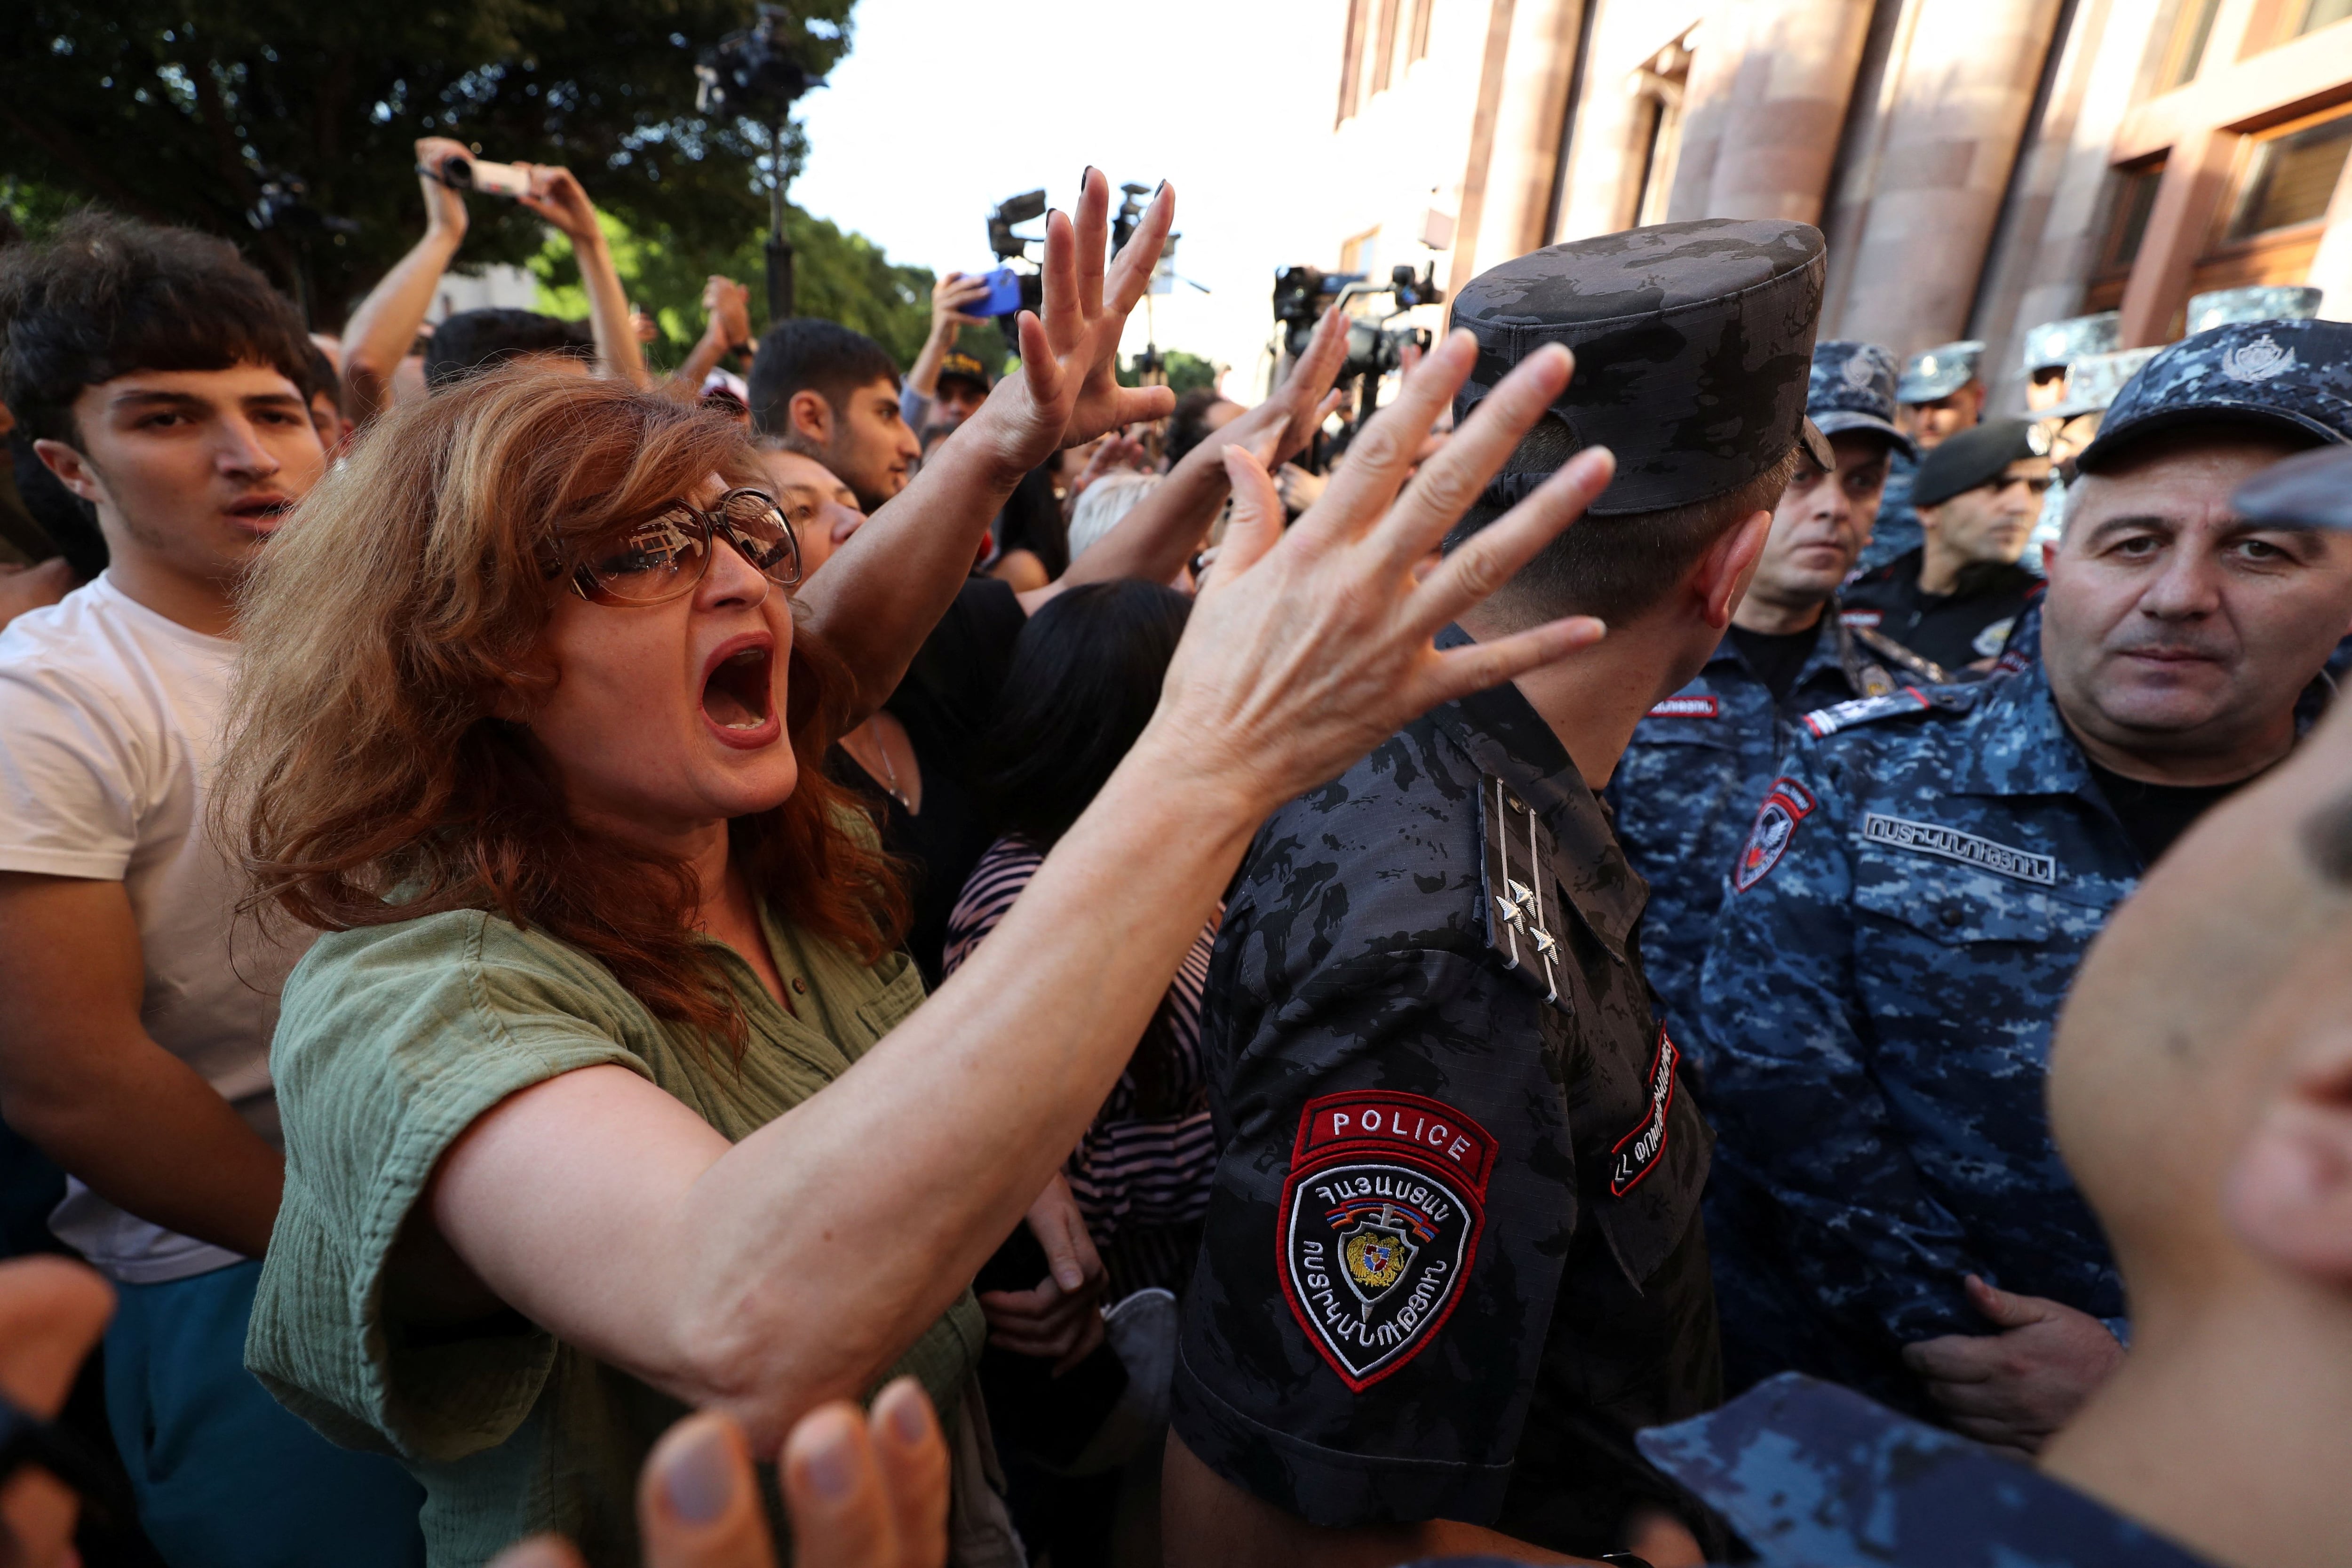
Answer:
[{"left": 0, "top": 129, "right": 2347, "bottom": 1568}]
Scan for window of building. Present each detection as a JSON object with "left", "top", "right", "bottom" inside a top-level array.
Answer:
[
  {"left": 2088, "top": 160, "right": 2166, "bottom": 311},
  {"left": 2179, "top": 106, "right": 2352, "bottom": 307},
  {"left": 1628, "top": 33, "right": 1694, "bottom": 230},
  {"left": 1339, "top": 226, "right": 1382, "bottom": 276},
  {"left": 1337, "top": 0, "right": 1368, "bottom": 126},
  {"left": 1370, "top": 0, "right": 1403, "bottom": 96},
  {"left": 2222, "top": 110, "right": 2352, "bottom": 241},
  {"left": 2297, "top": 0, "right": 2352, "bottom": 37},
  {"left": 1408, "top": 0, "right": 1435, "bottom": 63},
  {"left": 2158, "top": 0, "right": 2225, "bottom": 88}
]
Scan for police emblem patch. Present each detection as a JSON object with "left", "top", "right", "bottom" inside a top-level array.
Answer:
[
  {"left": 1733, "top": 777, "right": 1816, "bottom": 892},
  {"left": 1279, "top": 1091, "right": 1497, "bottom": 1390},
  {"left": 2221, "top": 334, "right": 2296, "bottom": 384}
]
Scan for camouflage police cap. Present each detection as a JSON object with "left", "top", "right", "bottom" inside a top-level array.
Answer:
[
  {"left": 2075, "top": 318, "right": 2352, "bottom": 474},
  {"left": 2043, "top": 346, "right": 2159, "bottom": 421},
  {"left": 2020, "top": 312, "right": 2120, "bottom": 376},
  {"left": 2185, "top": 284, "right": 2321, "bottom": 336},
  {"left": 1897, "top": 340, "right": 1984, "bottom": 404},
  {"left": 2230, "top": 443, "right": 2352, "bottom": 531},
  {"left": 1809, "top": 340, "right": 1915, "bottom": 459},
  {"left": 1451, "top": 217, "right": 1826, "bottom": 516}
]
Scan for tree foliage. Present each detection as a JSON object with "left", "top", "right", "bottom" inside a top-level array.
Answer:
[{"left": 0, "top": 0, "right": 858, "bottom": 328}]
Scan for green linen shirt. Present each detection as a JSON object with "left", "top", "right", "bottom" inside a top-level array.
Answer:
[{"left": 245, "top": 903, "right": 986, "bottom": 1568}]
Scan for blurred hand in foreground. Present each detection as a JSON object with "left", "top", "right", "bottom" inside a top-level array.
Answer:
[{"left": 489, "top": 1378, "right": 948, "bottom": 1568}]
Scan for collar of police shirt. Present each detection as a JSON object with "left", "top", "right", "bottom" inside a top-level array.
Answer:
[{"left": 1428, "top": 622, "right": 1647, "bottom": 963}]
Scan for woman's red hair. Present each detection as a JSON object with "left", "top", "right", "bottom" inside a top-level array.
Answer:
[{"left": 217, "top": 368, "right": 906, "bottom": 1045}]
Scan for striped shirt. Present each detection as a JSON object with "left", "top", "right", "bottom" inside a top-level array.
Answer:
[{"left": 945, "top": 835, "right": 1218, "bottom": 1273}]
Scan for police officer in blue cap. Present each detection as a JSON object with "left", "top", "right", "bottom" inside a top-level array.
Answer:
[
  {"left": 1612, "top": 340, "right": 1925, "bottom": 1060},
  {"left": 1695, "top": 316, "right": 2352, "bottom": 1443},
  {"left": 1857, "top": 340, "right": 1986, "bottom": 574}
]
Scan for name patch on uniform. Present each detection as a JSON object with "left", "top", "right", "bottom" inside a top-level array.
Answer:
[
  {"left": 1838, "top": 608, "right": 1884, "bottom": 629},
  {"left": 1733, "top": 777, "right": 1816, "bottom": 893},
  {"left": 1861, "top": 813, "right": 2057, "bottom": 885},
  {"left": 1279, "top": 1091, "right": 1496, "bottom": 1391},
  {"left": 1609, "top": 1027, "right": 1679, "bottom": 1197},
  {"left": 1646, "top": 695, "right": 1719, "bottom": 719}
]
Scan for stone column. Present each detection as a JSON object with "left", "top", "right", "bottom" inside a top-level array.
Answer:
[
  {"left": 1671, "top": 0, "right": 1875, "bottom": 224},
  {"left": 1824, "top": 0, "right": 2069, "bottom": 356},
  {"left": 1469, "top": 0, "right": 1587, "bottom": 269}
]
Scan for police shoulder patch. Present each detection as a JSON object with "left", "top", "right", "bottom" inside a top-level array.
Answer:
[
  {"left": 1279, "top": 1090, "right": 1497, "bottom": 1391},
  {"left": 1733, "top": 777, "right": 1816, "bottom": 893}
]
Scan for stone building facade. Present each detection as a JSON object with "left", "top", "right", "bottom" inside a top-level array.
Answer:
[{"left": 1323, "top": 0, "right": 2352, "bottom": 409}]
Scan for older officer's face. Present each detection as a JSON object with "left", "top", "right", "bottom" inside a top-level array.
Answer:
[{"left": 2041, "top": 432, "right": 2352, "bottom": 778}]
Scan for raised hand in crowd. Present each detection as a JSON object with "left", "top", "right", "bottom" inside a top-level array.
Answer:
[
  {"left": 1900, "top": 1272, "right": 2125, "bottom": 1454},
  {"left": 903, "top": 270, "right": 994, "bottom": 417},
  {"left": 798, "top": 167, "right": 1177, "bottom": 717},
  {"left": 516, "top": 162, "right": 650, "bottom": 388},
  {"left": 489, "top": 1380, "right": 949, "bottom": 1568},
  {"left": 673, "top": 275, "right": 755, "bottom": 401},
  {"left": 978, "top": 1174, "right": 1109, "bottom": 1374},
  {"left": 1054, "top": 302, "right": 1350, "bottom": 595},
  {"left": 340, "top": 135, "right": 473, "bottom": 424}
]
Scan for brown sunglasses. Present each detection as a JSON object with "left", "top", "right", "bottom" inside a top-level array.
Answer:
[{"left": 570, "top": 488, "right": 803, "bottom": 606}]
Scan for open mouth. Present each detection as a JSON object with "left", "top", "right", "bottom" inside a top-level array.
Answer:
[
  {"left": 700, "top": 642, "right": 775, "bottom": 733},
  {"left": 226, "top": 495, "right": 295, "bottom": 527}
]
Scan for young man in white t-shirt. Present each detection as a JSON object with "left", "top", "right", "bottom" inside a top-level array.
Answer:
[{"left": 0, "top": 213, "right": 425, "bottom": 1564}]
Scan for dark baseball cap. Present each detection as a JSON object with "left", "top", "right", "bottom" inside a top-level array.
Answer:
[
  {"left": 1450, "top": 217, "right": 1827, "bottom": 516},
  {"left": 1912, "top": 419, "right": 2050, "bottom": 508},
  {"left": 937, "top": 350, "right": 992, "bottom": 389},
  {"left": 2231, "top": 444, "right": 2352, "bottom": 530},
  {"left": 2076, "top": 318, "right": 2352, "bottom": 474},
  {"left": 1808, "top": 340, "right": 1915, "bottom": 459}
]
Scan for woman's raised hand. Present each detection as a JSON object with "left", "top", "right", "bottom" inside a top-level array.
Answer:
[
  {"left": 1146, "top": 329, "right": 1614, "bottom": 815},
  {"left": 978, "top": 169, "right": 1176, "bottom": 472}
]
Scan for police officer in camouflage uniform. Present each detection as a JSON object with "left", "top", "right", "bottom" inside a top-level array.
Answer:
[
  {"left": 1164, "top": 218, "right": 1833, "bottom": 1568},
  {"left": 1611, "top": 341, "right": 1924, "bottom": 1054},
  {"left": 1857, "top": 340, "right": 1985, "bottom": 574},
  {"left": 1695, "top": 316, "right": 2352, "bottom": 1446}
]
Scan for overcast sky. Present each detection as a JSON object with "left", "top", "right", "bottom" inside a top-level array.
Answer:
[{"left": 792, "top": 0, "right": 1348, "bottom": 398}]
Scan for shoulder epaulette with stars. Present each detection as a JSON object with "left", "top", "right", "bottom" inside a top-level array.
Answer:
[
  {"left": 1478, "top": 773, "right": 1571, "bottom": 1016},
  {"left": 1799, "top": 682, "right": 1979, "bottom": 739}
]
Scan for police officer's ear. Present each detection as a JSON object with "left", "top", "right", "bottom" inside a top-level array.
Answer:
[
  {"left": 1701, "top": 509, "right": 1776, "bottom": 631},
  {"left": 2224, "top": 1009, "right": 2352, "bottom": 1284}
]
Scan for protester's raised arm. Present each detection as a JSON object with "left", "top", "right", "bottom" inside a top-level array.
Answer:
[
  {"left": 795, "top": 169, "right": 1177, "bottom": 720},
  {"left": 665, "top": 276, "right": 751, "bottom": 405},
  {"left": 519, "top": 166, "right": 651, "bottom": 389},
  {"left": 1065, "top": 305, "right": 1350, "bottom": 591},
  {"left": 428, "top": 331, "right": 1615, "bottom": 1452},
  {"left": 341, "top": 138, "right": 470, "bottom": 427}
]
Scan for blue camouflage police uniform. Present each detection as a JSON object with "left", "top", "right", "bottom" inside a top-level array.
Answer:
[
  {"left": 1611, "top": 340, "right": 1924, "bottom": 1057},
  {"left": 1694, "top": 668, "right": 2133, "bottom": 1403},
  {"left": 1699, "top": 316, "right": 2352, "bottom": 1406},
  {"left": 1851, "top": 340, "right": 1981, "bottom": 575}
]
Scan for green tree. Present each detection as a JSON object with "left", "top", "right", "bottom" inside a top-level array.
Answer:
[
  {"left": 535, "top": 203, "right": 939, "bottom": 372},
  {"left": 1119, "top": 349, "right": 1221, "bottom": 397},
  {"left": 0, "top": 0, "right": 860, "bottom": 328}
]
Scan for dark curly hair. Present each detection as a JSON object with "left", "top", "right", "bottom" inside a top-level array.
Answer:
[{"left": 0, "top": 210, "right": 312, "bottom": 446}]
